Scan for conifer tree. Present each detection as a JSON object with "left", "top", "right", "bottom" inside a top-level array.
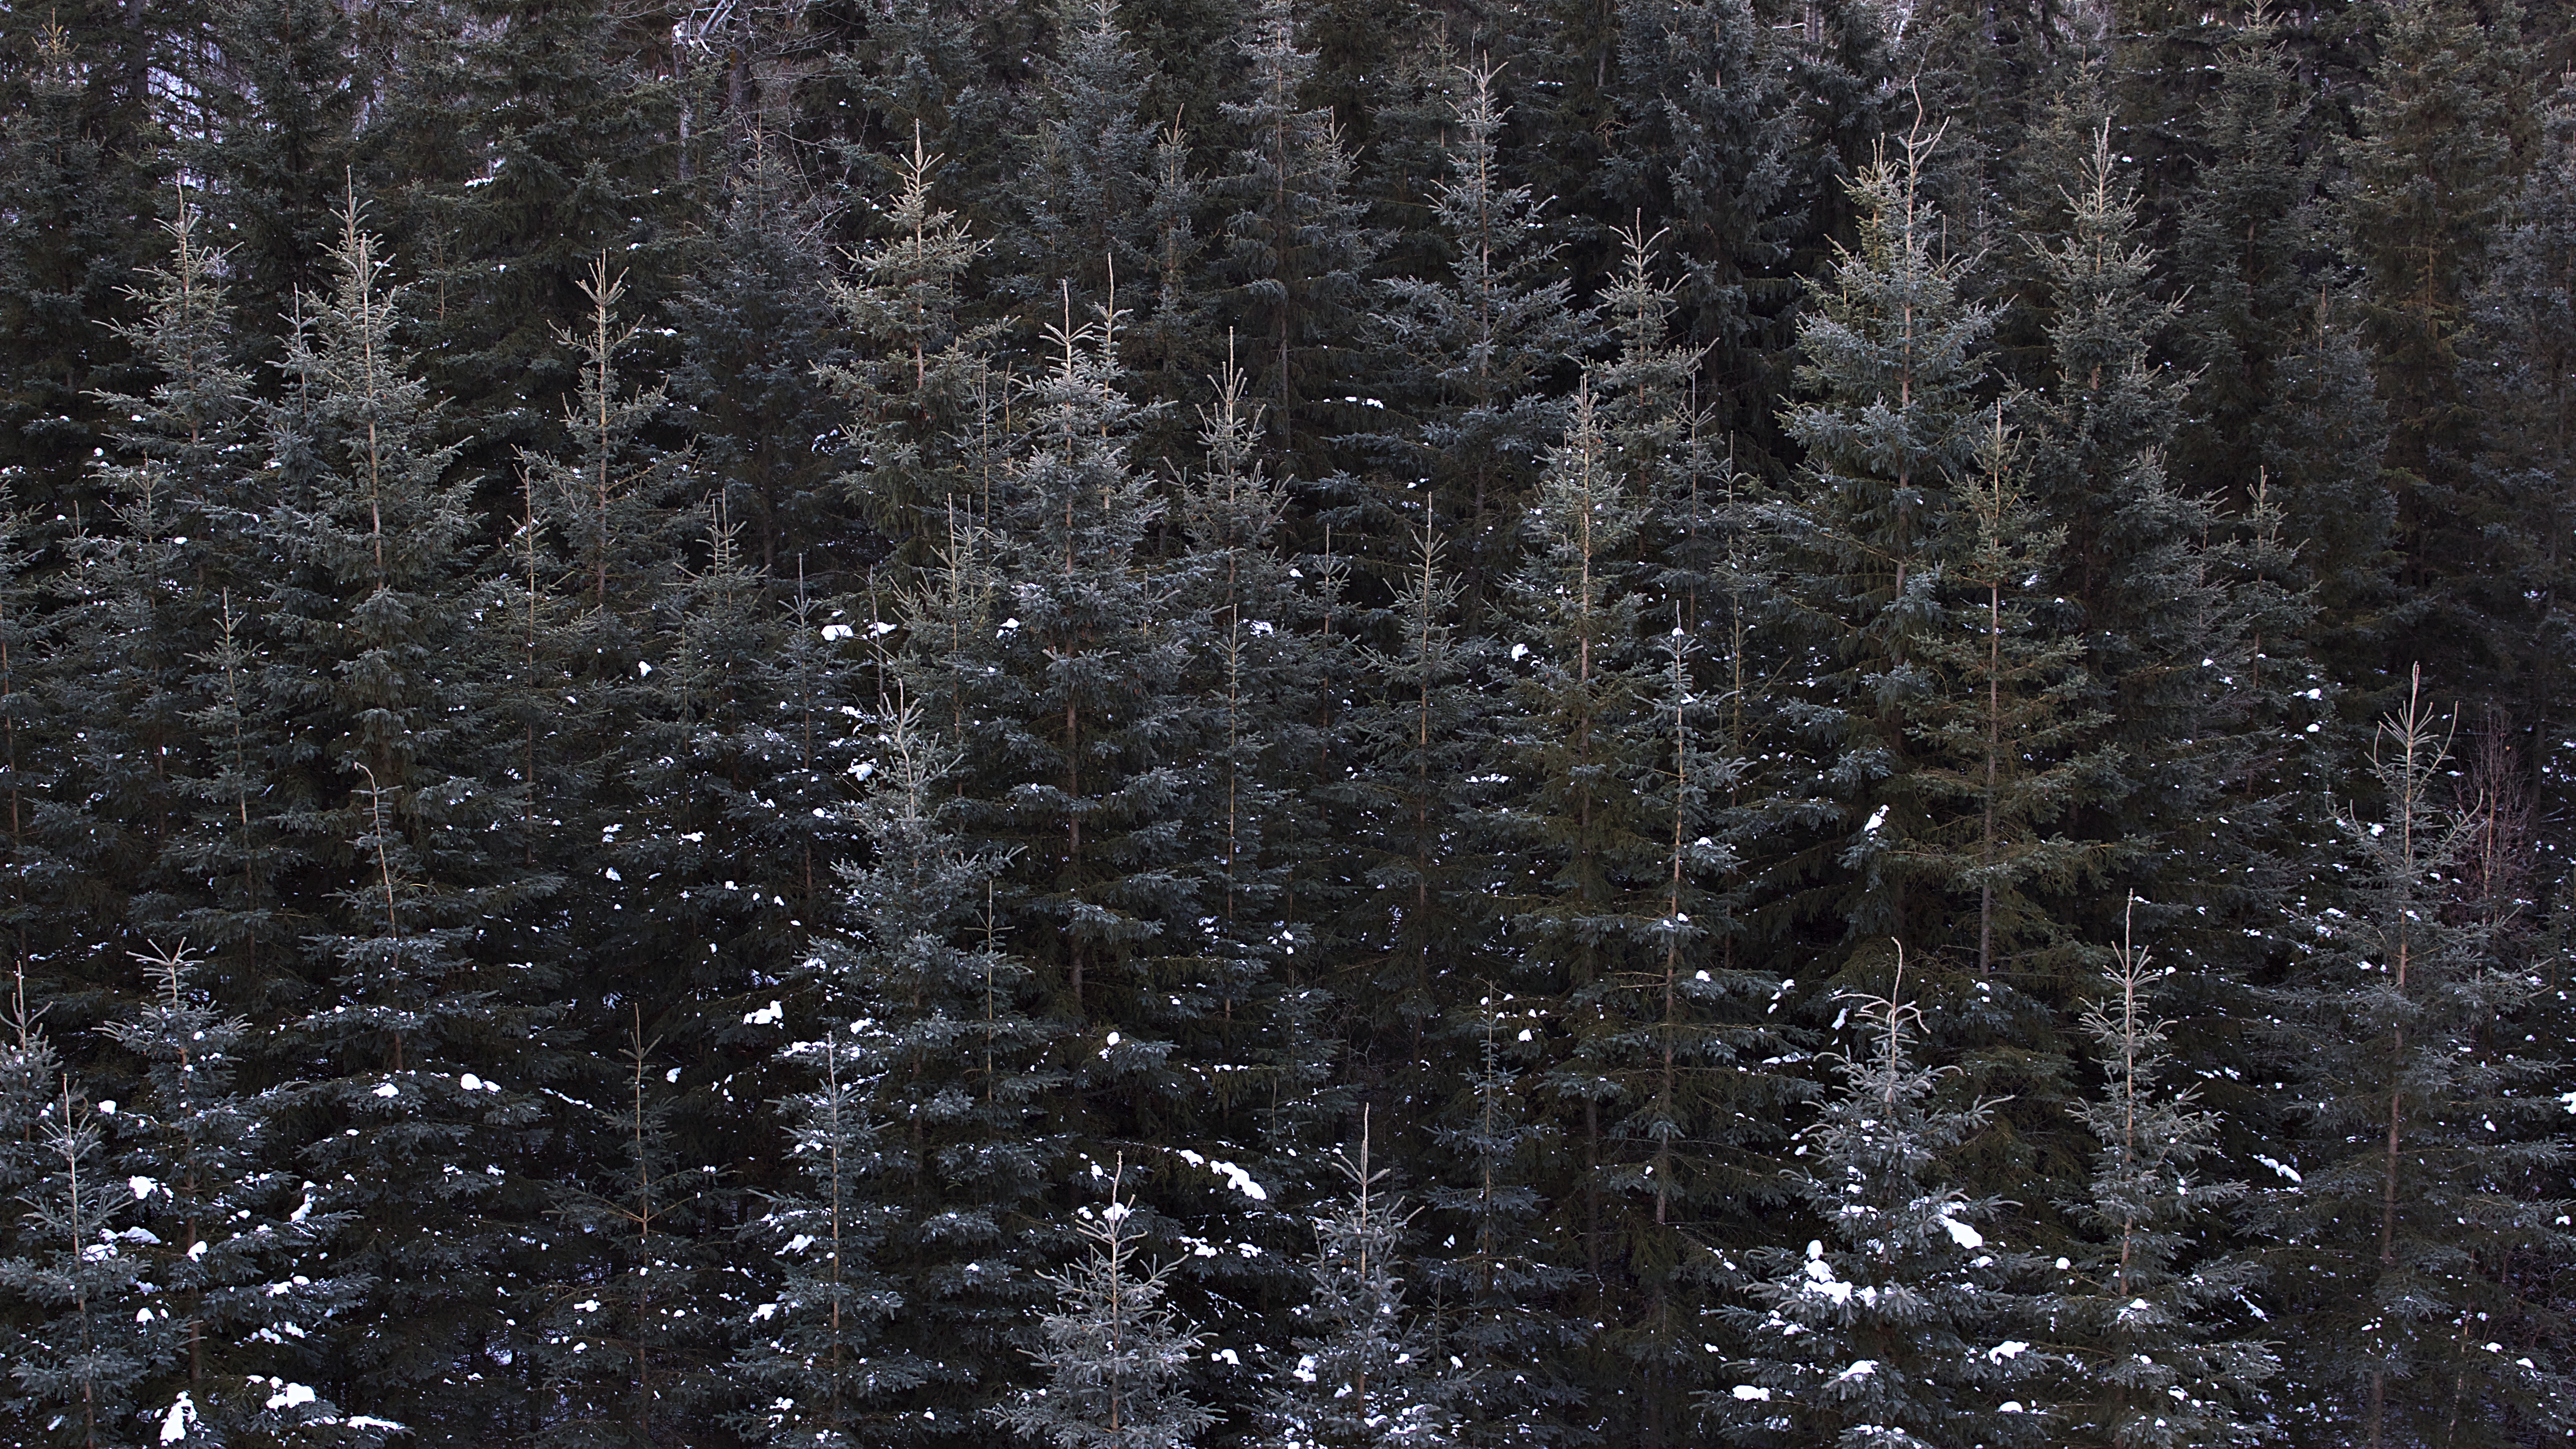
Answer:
[
  {"left": 821, "top": 131, "right": 993, "bottom": 558},
  {"left": 1705, "top": 970, "right": 2056, "bottom": 1449},
  {"left": 1264, "top": 1114, "right": 1454, "bottom": 1449},
  {"left": 1490, "top": 380, "right": 1667, "bottom": 1322},
  {"left": 417, "top": 0, "right": 695, "bottom": 473},
  {"left": 1420, "top": 992, "right": 1580, "bottom": 1449},
  {"left": 62, "top": 196, "right": 257, "bottom": 972},
  {"left": 181, "top": 0, "right": 370, "bottom": 371},
  {"left": 754, "top": 696, "right": 1060, "bottom": 1448},
  {"left": 1172, "top": 347, "right": 1345, "bottom": 1161},
  {"left": 1338, "top": 499, "right": 1501, "bottom": 1139},
  {"left": 2343, "top": 0, "right": 2529, "bottom": 696},
  {"left": 2046, "top": 907, "right": 2274, "bottom": 1448},
  {"left": 534, "top": 1009, "right": 722, "bottom": 1447},
  {"left": 250, "top": 199, "right": 550, "bottom": 1433},
  {"left": 1608, "top": 0, "right": 1800, "bottom": 469},
  {"left": 734, "top": 1011, "right": 908, "bottom": 1449},
  {"left": 2019, "top": 125, "right": 2322, "bottom": 1065},
  {"left": 0, "top": 481, "right": 63, "bottom": 1019},
  {"left": 0, "top": 1069, "right": 163, "bottom": 1448},
  {"left": 2163, "top": 7, "right": 2331, "bottom": 508},
  {"left": 2461, "top": 75, "right": 2576, "bottom": 822},
  {"left": 995, "top": 1187, "right": 1217, "bottom": 1449},
  {"left": 1768, "top": 124, "right": 1997, "bottom": 1000},
  {"left": 0, "top": 1, "right": 162, "bottom": 519},
  {"left": 101, "top": 944, "right": 366, "bottom": 1445},
  {"left": 1004, "top": 0, "right": 1167, "bottom": 327},
  {"left": 1370, "top": 60, "right": 1593, "bottom": 617},
  {"left": 1213, "top": 0, "right": 1383, "bottom": 472},
  {"left": 1909, "top": 412, "right": 2100, "bottom": 999},
  {"left": 671, "top": 131, "right": 855, "bottom": 582},
  {"left": 2265, "top": 671, "right": 2576, "bottom": 1446},
  {"left": 2258, "top": 292, "right": 2400, "bottom": 702}
]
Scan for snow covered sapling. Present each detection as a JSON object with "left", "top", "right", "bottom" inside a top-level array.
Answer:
[
  {"left": 1266, "top": 1111, "right": 1454, "bottom": 1449},
  {"left": 995, "top": 1171, "right": 1216, "bottom": 1449},
  {"left": 1706, "top": 954, "right": 2054, "bottom": 1448},
  {"left": 0, "top": 1067, "right": 161, "bottom": 1447},
  {"left": 104, "top": 943, "right": 365, "bottom": 1445},
  {"left": 732, "top": 1001, "right": 909, "bottom": 1449}
]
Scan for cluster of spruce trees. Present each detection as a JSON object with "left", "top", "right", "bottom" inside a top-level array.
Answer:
[{"left": 1, "top": 0, "right": 2571, "bottom": 1442}]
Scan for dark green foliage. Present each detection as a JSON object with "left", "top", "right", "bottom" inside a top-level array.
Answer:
[
  {"left": 0, "top": 2, "right": 161, "bottom": 520},
  {"left": 1262, "top": 1119, "right": 1454, "bottom": 1448},
  {"left": 1212, "top": 0, "right": 1384, "bottom": 473},
  {"left": 2264, "top": 674, "right": 2576, "bottom": 1446},
  {"left": 2, "top": 0, "right": 2571, "bottom": 1442},
  {"left": 1368, "top": 60, "right": 1594, "bottom": 618},
  {"left": 672, "top": 134, "right": 857, "bottom": 583},
  {"left": 2048, "top": 916, "right": 2275, "bottom": 1448}
]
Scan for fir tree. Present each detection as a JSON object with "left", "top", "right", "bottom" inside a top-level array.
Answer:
[
  {"left": 1369, "top": 59, "right": 1593, "bottom": 618},
  {"left": 0, "top": 2, "right": 162, "bottom": 520},
  {"left": 534, "top": 1009, "right": 722, "bottom": 1447},
  {"left": 2460, "top": 74, "right": 2576, "bottom": 827},
  {"left": 1003, "top": 0, "right": 1168, "bottom": 328},
  {"left": 2163, "top": 6, "right": 2332, "bottom": 510},
  {"left": 100, "top": 944, "right": 366, "bottom": 1445},
  {"left": 755, "top": 696, "right": 1061, "bottom": 1449},
  {"left": 61, "top": 195, "right": 258, "bottom": 974},
  {"left": 1212, "top": 0, "right": 1383, "bottom": 472},
  {"left": 821, "top": 130, "right": 993, "bottom": 558},
  {"left": 0, "top": 1070, "right": 162, "bottom": 1449},
  {"left": 1419, "top": 991, "right": 1580, "bottom": 1449},
  {"left": 1608, "top": 0, "right": 1801, "bottom": 471},
  {"left": 2343, "top": 0, "right": 2529, "bottom": 697},
  {"left": 1768, "top": 123, "right": 1997, "bottom": 1002},
  {"left": 670, "top": 130, "right": 856, "bottom": 583},
  {"left": 250, "top": 199, "right": 550, "bottom": 1434}
]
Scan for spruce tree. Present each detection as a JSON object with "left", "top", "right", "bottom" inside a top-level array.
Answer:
[
  {"left": 1704, "top": 971, "right": 2056, "bottom": 1449},
  {"left": 1263, "top": 1115, "right": 1454, "bottom": 1449},
  {"left": 1607, "top": 0, "right": 1801, "bottom": 470},
  {"left": 1369, "top": 60, "right": 1593, "bottom": 618},
  {"left": 0, "top": 1067, "right": 163, "bottom": 1448},
  {"left": 0, "top": 1, "right": 161, "bottom": 519},
  {"left": 1212, "top": 0, "right": 1383, "bottom": 474},
  {"left": 416, "top": 0, "right": 695, "bottom": 475},
  {"left": 2264, "top": 671, "right": 2576, "bottom": 1446},
  {"left": 2163, "top": 7, "right": 2331, "bottom": 509},
  {"left": 2343, "top": 0, "right": 2529, "bottom": 699},
  {"left": 994, "top": 1187, "right": 1217, "bottom": 1449},
  {"left": 1419, "top": 992, "right": 1580, "bottom": 1449},
  {"left": 61, "top": 196, "right": 258, "bottom": 973},
  {"left": 820, "top": 131, "right": 993, "bottom": 559},
  {"left": 670, "top": 130, "right": 857, "bottom": 583},
  {"left": 100, "top": 944, "right": 366, "bottom": 1445},
  {"left": 750, "top": 696, "right": 1060, "bottom": 1448},
  {"left": 1002, "top": 0, "right": 1168, "bottom": 328},
  {"left": 1338, "top": 463, "right": 1499, "bottom": 1078},
  {"left": 249, "top": 199, "right": 549, "bottom": 1435},
  {"left": 2047, "top": 909, "right": 2275, "bottom": 1448},
  {"left": 2461, "top": 74, "right": 2576, "bottom": 827},
  {"left": 533, "top": 1009, "right": 722, "bottom": 1447},
  {"left": 1767, "top": 124, "right": 1997, "bottom": 1003}
]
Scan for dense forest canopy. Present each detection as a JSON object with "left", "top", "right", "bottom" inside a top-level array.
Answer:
[{"left": 0, "top": 0, "right": 2571, "bottom": 1443}]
